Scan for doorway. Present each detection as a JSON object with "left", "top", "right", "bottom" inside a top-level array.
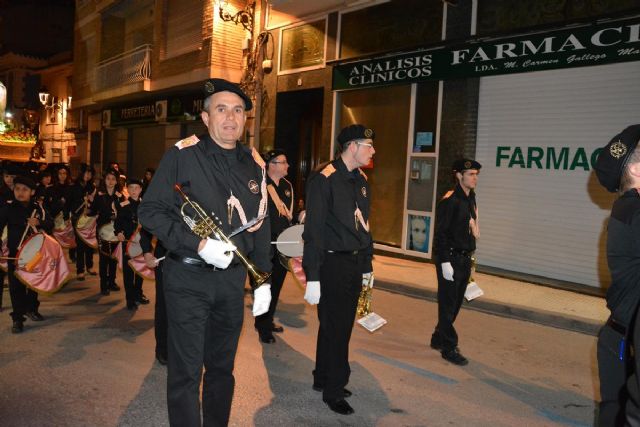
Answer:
[{"left": 274, "top": 88, "right": 323, "bottom": 209}]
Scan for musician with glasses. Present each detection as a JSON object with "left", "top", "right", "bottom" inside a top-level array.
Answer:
[
  {"left": 254, "top": 148, "right": 293, "bottom": 344},
  {"left": 302, "top": 124, "right": 376, "bottom": 416},
  {"left": 0, "top": 174, "right": 53, "bottom": 333},
  {"left": 138, "top": 78, "right": 272, "bottom": 427}
]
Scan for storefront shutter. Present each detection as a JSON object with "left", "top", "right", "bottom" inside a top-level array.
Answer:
[{"left": 475, "top": 61, "right": 640, "bottom": 289}]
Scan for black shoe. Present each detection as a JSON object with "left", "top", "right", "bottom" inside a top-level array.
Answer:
[
  {"left": 156, "top": 352, "right": 168, "bottom": 365},
  {"left": 109, "top": 283, "right": 120, "bottom": 291},
  {"left": 100, "top": 289, "right": 110, "bottom": 296},
  {"left": 441, "top": 348, "right": 469, "bottom": 366},
  {"left": 12, "top": 320, "right": 24, "bottom": 333},
  {"left": 430, "top": 340, "right": 443, "bottom": 351},
  {"left": 312, "top": 385, "right": 352, "bottom": 398},
  {"left": 258, "top": 330, "right": 276, "bottom": 343},
  {"left": 87, "top": 269, "right": 98, "bottom": 276},
  {"left": 272, "top": 323, "right": 284, "bottom": 333},
  {"left": 323, "top": 398, "right": 354, "bottom": 415},
  {"left": 26, "top": 311, "right": 44, "bottom": 321},
  {"left": 136, "top": 294, "right": 150, "bottom": 305},
  {"left": 126, "top": 302, "right": 138, "bottom": 311}
]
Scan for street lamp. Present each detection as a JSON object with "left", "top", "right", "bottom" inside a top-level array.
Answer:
[{"left": 217, "top": 0, "right": 255, "bottom": 34}]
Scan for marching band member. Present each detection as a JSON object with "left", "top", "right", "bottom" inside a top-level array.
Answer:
[
  {"left": 0, "top": 163, "right": 20, "bottom": 311},
  {"left": 0, "top": 175, "right": 53, "bottom": 333},
  {"left": 89, "top": 169, "right": 123, "bottom": 296},
  {"left": 255, "top": 148, "right": 293, "bottom": 344},
  {"left": 35, "top": 169, "right": 54, "bottom": 208},
  {"left": 302, "top": 124, "right": 375, "bottom": 415},
  {"left": 50, "top": 164, "right": 72, "bottom": 223},
  {"left": 69, "top": 163, "right": 97, "bottom": 281},
  {"left": 115, "top": 177, "right": 149, "bottom": 310}
]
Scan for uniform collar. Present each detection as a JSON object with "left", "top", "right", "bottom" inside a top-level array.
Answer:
[
  {"left": 202, "top": 133, "right": 245, "bottom": 161},
  {"left": 454, "top": 184, "right": 474, "bottom": 199},
  {"left": 334, "top": 157, "right": 359, "bottom": 179}
]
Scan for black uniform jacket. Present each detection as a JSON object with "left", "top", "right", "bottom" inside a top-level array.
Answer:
[
  {"left": 68, "top": 181, "right": 96, "bottom": 220},
  {"left": 302, "top": 157, "right": 373, "bottom": 282},
  {"left": 0, "top": 185, "right": 13, "bottom": 204},
  {"left": 0, "top": 200, "right": 53, "bottom": 257},
  {"left": 138, "top": 134, "right": 272, "bottom": 274},
  {"left": 606, "top": 189, "right": 640, "bottom": 328},
  {"left": 267, "top": 175, "right": 293, "bottom": 241},
  {"left": 114, "top": 197, "right": 141, "bottom": 240},
  {"left": 433, "top": 184, "right": 477, "bottom": 263},
  {"left": 89, "top": 190, "right": 124, "bottom": 227},
  {"left": 49, "top": 183, "right": 71, "bottom": 220}
]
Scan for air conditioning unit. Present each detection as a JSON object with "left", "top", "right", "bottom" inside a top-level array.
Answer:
[
  {"left": 102, "top": 109, "right": 111, "bottom": 128},
  {"left": 155, "top": 100, "right": 167, "bottom": 122}
]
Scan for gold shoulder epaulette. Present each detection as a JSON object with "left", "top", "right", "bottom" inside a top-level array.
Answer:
[
  {"left": 251, "top": 147, "right": 266, "bottom": 169},
  {"left": 358, "top": 168, "right": 368, "bottom": 181},
  {"left": 175, "top": 135, "right": 200, "bottom": 150},
  {"left": 442, "top": 190, "right": 454, "bottom": 200},
  {"left": 321, "top": 164, "right": 336, "bottom": 178}
]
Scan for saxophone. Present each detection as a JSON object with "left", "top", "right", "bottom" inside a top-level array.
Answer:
[{"left": 356, "top": 273, "right": 374, "bottom": 318}]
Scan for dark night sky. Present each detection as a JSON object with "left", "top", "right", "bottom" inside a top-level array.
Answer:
[{"left": 0, "top": 0, "right": 74, "bottom": 58}]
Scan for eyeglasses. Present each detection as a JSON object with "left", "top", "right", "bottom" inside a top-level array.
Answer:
[{"left": 356, "top": 142, "right": 374, "bottom": 149}]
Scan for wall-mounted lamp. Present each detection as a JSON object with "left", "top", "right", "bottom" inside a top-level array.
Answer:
[
  {"left": 217, "top": 0, "right": 255, "bottom": 34},
  {"left": 38, "top": 87, "right": 71, "bottom": 111}
]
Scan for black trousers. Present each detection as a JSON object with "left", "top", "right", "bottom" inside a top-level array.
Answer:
[
  {"left": 431, "top": 253, "right": 472, "bottom": 351},
  {"left": 155, "top": 260, "right": 168, "bottom": 358},
  {"left": 75, "top": 237, "right": 94, "bottom": 274},
  {"left": 314, "top": 251, "right": 363, "bottom": 401},
  {"left": 8, "top": 264, "right": 39, "bottom": 321},
  {"left": 123, "top": 253, "right": 143, "bottom": 304},
  {"left": 598, "top": 322, "right": 629, "bottom": 427},
  {"left": 0, "top": 269, "right": 5, "bottom": 309},
  {"left": 98, "top": 241, "right": 118, "bottom": 292},
  {"left": 164, "top": 258, "right": 246, "bottom": 427},
  {"left": 254, "top": 253, "right": 287, "bottom": 333}
]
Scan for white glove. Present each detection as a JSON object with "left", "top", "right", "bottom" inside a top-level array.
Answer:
[
  {"left": 304, "top": 281, "right": 321, "bottom": 305},
  {"left": 362, "top": 272, "right": 374, "bottom": 288},
  {"left": 252, "top": 284, "right": 271, "bottom": 316},
  {"left": 441, "top": 262, "right": 454, "bottom": 281},
  {"left": 197, "top": 238, "right": 237, "bottom": 269}
]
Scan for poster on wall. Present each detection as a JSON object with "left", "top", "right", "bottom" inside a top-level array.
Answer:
[{"left": 406, "top": 214, "right": 430, "bottom": 253}]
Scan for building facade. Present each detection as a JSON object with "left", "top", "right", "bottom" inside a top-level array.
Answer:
[{"left": 259, "top": 0, "right": 640, "bottom": 292}]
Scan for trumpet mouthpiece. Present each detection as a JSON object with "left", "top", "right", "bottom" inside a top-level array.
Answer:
[{"left": 174, "top": 184, "right": 182, "bottom": 192}]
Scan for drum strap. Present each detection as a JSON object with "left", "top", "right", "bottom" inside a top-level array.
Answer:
[
  {"left": 19, "top": 209, "right": 38, "bottom": 248},
  {"left": 267, "top": 184, "right": 293, "bottom": 221}
]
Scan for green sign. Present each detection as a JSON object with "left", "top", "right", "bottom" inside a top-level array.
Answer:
[
  {"left": 495, "top": 146, "right": 602, "bottom": 171},
  {"left": 333, "top": 17, "right": 640, "bottom": 90}
]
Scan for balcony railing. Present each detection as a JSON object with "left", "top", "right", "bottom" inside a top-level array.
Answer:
[{"left": 95, "top": 44, "right": 152, "bottom": 93}]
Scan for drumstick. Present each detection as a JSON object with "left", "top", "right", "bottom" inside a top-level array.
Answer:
[
  {"left": 155, "top": 256, "right": 165, "bottom": 265},
  {"left": 0, "top": 256, "right": 19, "bottom": 260},
  {"left": 270, "top": 241, "right": 301, "bottom": 244}
]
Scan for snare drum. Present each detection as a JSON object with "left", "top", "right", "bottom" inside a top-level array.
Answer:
[
  {"left": 54, "top": 212, "right": 67, "bottom": 231},
  {"left": 75, "top": 213, "right": 98, "bottom": 248},
  {"left": 0, "top": 226, "right": 8, "bottom": 272},
  {"left": 126, "top": 229, "right": 143, "bottom": 258},
  {"left": 15, "top": 232, "right": 71, "bottom": 294},
  {"left": 98, "top": 221, "right": 119, "bottom": 242},
  {"left": 17, "top": 233, "right": 46, "bottom": 272}
]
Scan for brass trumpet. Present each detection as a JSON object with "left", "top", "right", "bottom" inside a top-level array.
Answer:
[{"left": 174, "top": 184, "right": 271, "bottom": 289}]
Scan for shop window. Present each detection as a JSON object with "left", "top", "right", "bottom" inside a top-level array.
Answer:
[{"left": 339, "top": 84, "right": 411, "bottom": 248}]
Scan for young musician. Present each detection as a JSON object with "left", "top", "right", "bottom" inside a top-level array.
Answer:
[
  {"left": 0, "top": 175, "right": 53, "bottom": 333},
  {"left": 89, "top": 169, "right": 123, "bottom": 295},
  {"left": 35, "top": 169, "right": 54, "bottom": 209},
  {"left": 69, "top": 164, "right": 97, "bottom": 281},
  {"left": 115, "top": 178, "right": 149, "bottom": 310},
  {"left": 0, "top": 163, "right": 19, "bottom": 311}
]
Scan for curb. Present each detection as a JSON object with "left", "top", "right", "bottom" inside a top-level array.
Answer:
[{"left": 376, "top": 280, "right": 602, "bottom": 336}]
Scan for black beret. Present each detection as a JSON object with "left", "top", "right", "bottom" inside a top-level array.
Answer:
[
  {"left": 595, "top": 124, "right": 640, "bottom": 192},
  {"left": 126, "top": 177, "right": 143, "bottom": 187},
  {"left": 2, "top": 163, "right": 23, "bottom": 176},
  {"left": 203, "top": 78, "right": 252, "bottom": 111},
  {"left": 263, "top": 148, "right": 287, "bottom": 164},
  {"left": 452, "top": 159, "right": 482, "bottom": 172},
  {"left": 337, "top": 124, "right": 375, "bottom": 147},
  {"left": 13, "top": 175, "right": 37, "bottom": 190}
]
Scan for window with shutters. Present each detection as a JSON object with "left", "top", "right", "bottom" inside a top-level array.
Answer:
[{"left": 162, "top": 0, "right": 204, "bottom": 60}]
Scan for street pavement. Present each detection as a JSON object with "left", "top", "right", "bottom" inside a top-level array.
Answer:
[{"left": 0, "top": 254, "right": 602, "bottom": 426}]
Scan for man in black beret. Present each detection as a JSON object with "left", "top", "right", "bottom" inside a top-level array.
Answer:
[
  {"left": 430, "top": 158, "right": 481, "bottom": 366},
  {"left": 302, "top": 123, "right": 376, "bottom": 415},
  {"left": 139, "top": 77, "right": 271, "bottom": 426},
  {"left": 593, "top": 124, "right": 640, "bottom": 426},
  {"left": 254, "top": 148, "right": 292, "bottom": 343}
]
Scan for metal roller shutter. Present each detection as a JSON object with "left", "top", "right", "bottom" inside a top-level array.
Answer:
[{"left": 475, "top": 61, "right": 640, "bottom": 288}]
